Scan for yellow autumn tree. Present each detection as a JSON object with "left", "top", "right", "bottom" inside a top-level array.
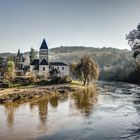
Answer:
[{"left": 70, "top": 55, "right": 100, "bottom": 85}]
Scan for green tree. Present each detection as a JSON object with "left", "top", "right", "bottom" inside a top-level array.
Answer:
[
  {"left": 49, "top": 68, "right": 60, "bottom": 78},
  {"left": 70, "top": 55, "right": 100, "bottom": 85},
  {"left": 0, "top": 57, "right": 2, "bottom": 70},
  {"left": 30, "top": 47, "right": 37, "bottom": 63},
  {"left": 126, "top": 23, "right": 140, "bottom": 58},
  {"left": 4, "top": 61, "right": 15, "bottom": 81}
]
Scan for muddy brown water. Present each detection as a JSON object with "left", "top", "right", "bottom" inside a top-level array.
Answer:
[{"left": 0, "top": 81, "right": 140, "bottom": 140}]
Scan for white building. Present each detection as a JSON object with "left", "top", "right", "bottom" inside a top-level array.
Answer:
[{"left": 30, "top": 39, "right": 69, "bottom": 76}]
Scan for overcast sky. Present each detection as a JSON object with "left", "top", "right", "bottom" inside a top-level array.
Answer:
[{"left": 0, "top": 0, "right": 140, "bottom": 53}]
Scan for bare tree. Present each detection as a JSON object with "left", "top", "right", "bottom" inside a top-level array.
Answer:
[{"left": 70, "top": 55, "right": 99, "bottom": 85}]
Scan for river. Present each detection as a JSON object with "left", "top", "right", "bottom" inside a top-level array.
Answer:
[{"left": 0, "top": 81, "right": 140, "bottom": 140}]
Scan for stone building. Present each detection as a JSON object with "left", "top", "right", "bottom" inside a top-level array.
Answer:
[
  {"left": 15, "top": 49, "right": 30, "bottom": 75},
  {"left": 30, "top": 39, "right": 69, "bottom": 76}
]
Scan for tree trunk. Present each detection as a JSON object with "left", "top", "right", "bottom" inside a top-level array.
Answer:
[
  {"left": 83, "top": 79, "right": 86, "bottom": 86},
  {"left": 87, "top": 76, "right": 90, "bottom": 85}
]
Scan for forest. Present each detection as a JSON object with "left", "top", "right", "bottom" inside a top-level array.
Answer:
[{"left": 50, "top": 46, "right": 137, "bottom": 82}]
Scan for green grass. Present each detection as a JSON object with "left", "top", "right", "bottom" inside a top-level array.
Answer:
[{"left": 70, "top": 80, "right": 82, "bottom": 85}]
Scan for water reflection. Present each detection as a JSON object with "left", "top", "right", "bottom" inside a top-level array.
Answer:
[
  {"left": 38, "top": 99, "right": 48, "bottom": 131},
  {"left": 1, "top": 82, "right": 140, "bottom": 140},
  {"left": 0, "top": 86, "right": 97, "bottom": 139},
  {"left": 71, "top": 86, "right": 98, "bottom": 116},
  {"left": 49, "top": 96, "right": 59, "bottom": 108},
  {"left": 124, "top": 98, "right": 140, "bottom": 139},
  {"left": 117, "top": 84, "right": 140, "bottom": 140},
  {"left": 4, "top": 103, "right": 20, "bottom": 128},
  {"left": 3, "top": 87, "right": 97, "bottom": 130},
  {"left": 29, "top": 97, "right": 52, "bottom": 132}
]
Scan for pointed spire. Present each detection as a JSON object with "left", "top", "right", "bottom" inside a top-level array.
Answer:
[
  {"left": 40, "top": 39, "right": 48, "bottom": 49},
  {"left": 17, "top": 49, "right": 20, "bottom": 57}
]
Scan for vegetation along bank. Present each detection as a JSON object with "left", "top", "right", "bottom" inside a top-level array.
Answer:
[{"left": 0, "top": 83, "right": 94, "bottom": 104}]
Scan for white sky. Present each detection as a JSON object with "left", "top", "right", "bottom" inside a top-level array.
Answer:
[{"left": 0, "top": 0, "right": 140, "bottom": 53}]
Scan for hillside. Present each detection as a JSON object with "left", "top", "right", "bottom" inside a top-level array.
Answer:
[
  {"left": 49, "top": 46, "right": 131, "bottom": 65},
  {"left": 0, "top": 46, "right": 135, "bottom": 81}
]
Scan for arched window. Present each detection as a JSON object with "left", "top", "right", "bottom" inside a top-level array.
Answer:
[
  {"left": 43, "top": 67, "right": 45, "bottom": 71},
  {"left": 62, "top": 67, "right": 64, "bottom": 70}
]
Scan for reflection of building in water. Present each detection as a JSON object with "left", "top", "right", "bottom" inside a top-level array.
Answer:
[
  {"left": 30, "top": 99, "right": 49, "bottom": 132},
  {"left": 4, "top": 103, "right": 19, "bottom": 128},
  {"left": 38, "top": 100, "right": 48, "bottom": 126},
  {"left": 29, "top": 98, "right": 50, "bottom": 132},
  {"left": 29, "top": 94, "right": 68, "bottom": 132},
  {"left": 49, "top": 94, "right": 68, "bottom": 108},
  {"left": 70, "top": 86, "right": 98, "bottom": 116},
  {"left": 58, "top": 94, "right": 68, "bottom": 102}
]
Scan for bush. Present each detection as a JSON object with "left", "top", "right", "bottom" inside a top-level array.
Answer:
[
  {"left": 0, "top": 83, "right": 9, "bottom": 88},
  {"left": 35, "top": 76, "right": 72, "bottom": 86},
  {"left": 0, "top": 80, "right": 13, "bottom": 88},
  {"left": 50, "top": 75, "right": 72, "bottom": 84},
  {"left": 12, "top": 76, "right": 37, "bottom": 86},
  {"left": 35, "top": 80, "right": 50, "bottom": 86}
]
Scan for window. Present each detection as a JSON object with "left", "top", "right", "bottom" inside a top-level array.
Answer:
[
  {"left": 62, "top": 67, "right": 64, "bottom": 70},
  {"left": 57, "top": 67, "right": 59, "bottom": 70},
  {"left": 43, "top": 67, "right": 45, "bottom": 71}
]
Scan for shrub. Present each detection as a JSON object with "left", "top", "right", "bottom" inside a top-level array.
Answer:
[
  {"left": 35, "top": 75, "right": 72, "bottom": 86},
  {"left": 0, "top": 80, "right": 13, "bottom": 88},
  {"left": 12, "top": 76, "right": 37, "bottom": 86},
  {"left": 50, "top": 75, "right": 72, "bottom": 84}
]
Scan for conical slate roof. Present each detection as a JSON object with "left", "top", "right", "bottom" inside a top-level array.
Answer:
[
  {"left": 17, "top": 49, "right": 20, "bottom": 57},
  {"left": 40, "top": 39, "right": 48, "bottom": 49},
  {"left": 40, "top": 59, "right": 49, "bottom": 65}
]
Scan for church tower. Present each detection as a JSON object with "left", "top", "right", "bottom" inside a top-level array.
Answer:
[{"left": 39, "top": 39, "right": 48, "bottom": 63}]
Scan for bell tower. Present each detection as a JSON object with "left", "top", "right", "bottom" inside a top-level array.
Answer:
[{"left": 39, "top": 39, "right": 48, "bottom": 62}]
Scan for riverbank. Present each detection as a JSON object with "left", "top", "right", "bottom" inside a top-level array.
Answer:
[{"left": 0, "top": 83, "right": 92, "bottom": 104}]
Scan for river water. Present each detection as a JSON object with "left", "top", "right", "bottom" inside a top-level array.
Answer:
[{"left": 0, "top": 81, "right": 140, "bottom": 140}]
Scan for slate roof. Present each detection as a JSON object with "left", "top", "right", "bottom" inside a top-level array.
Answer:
[
  {"left": 33, "top": 65, "right": 39, "bottom": 70},
  {"left": 17, "top": 49, "right": 21, "bottom": 57},
  {"left": 30, "top": 59, "right": 39, "bottom": 65},
  {"left": 40, "top": 39, "right": 48, "bottom": 49},
  {"left": 50, "top": 62, "right": 68, "bottom": 66},
  {"left": 40, "top": 59, "right": 49, "bottom": 65}
]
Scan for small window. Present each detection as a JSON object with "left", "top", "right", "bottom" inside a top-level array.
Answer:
[
  {"left": 57, "top": 67, "right": 59, "bottom": 70},
  {"left": 62, "top": 67, "right": 64, "bottom": 70},
  {"left": 43, "top": 67, "right": 45, "bottom": 71}
]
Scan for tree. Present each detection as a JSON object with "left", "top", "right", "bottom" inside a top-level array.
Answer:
[
  {"left": 4, "top": 61, "right": 15, "bottom": 81},
  {"left": 49, "top": 68, "right": 60, "bottom": 78},
  {"left": 30, "top": 47, "right": 37, "bottom": 63},
  {"left": 70, "top": 55, "right": 100, "bottom": 85},
  {"left": 126, "top": 23, "right": 140, "bottom": 58},
  {"left": 0, "top": 57, "right": 3, "bottom": 78}
]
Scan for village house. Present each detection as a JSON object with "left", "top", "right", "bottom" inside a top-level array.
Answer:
[
  {"left": 30, "top": 39, "right": 69, "bottom": 76},
  {"left": 15, "top": 49, "right": 30, "bottom": 75}
]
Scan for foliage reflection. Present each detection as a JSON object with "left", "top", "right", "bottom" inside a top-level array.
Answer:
[{"left": 71, "top": 85, "right": 98, "bottom": 116}]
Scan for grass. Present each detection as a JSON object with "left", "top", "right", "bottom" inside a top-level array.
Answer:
[{"left": 70, "top": 80, "right": 82, "bottom": 85}]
